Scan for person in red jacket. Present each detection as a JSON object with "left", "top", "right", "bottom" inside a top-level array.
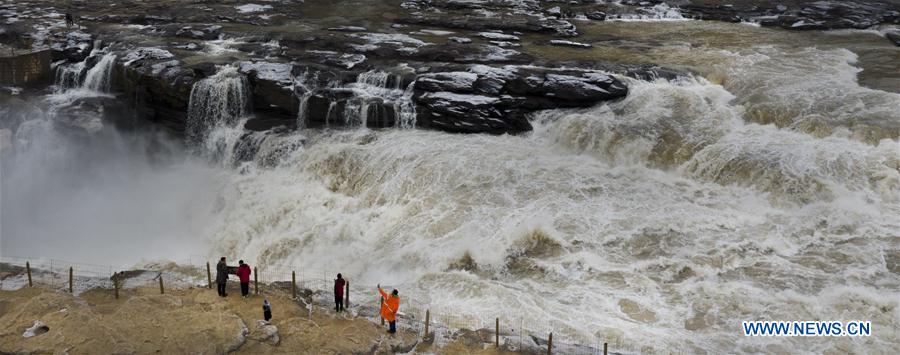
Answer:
[
  {"left": 334, "top": 273, "right": 346, "bottom": 312},
  {"left": 236, "top": 260, "right": 252, "bottom": 298}
]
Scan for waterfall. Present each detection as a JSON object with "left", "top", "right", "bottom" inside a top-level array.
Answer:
[
  {"left": 53, "top": 52, "right": 117, "bottom": 93},
  {"left": 396, "top": 82, "right": 417, "bottom": 129},
  {"left": 324, "top": 101, "right": 338, "bottom": 127},
  {"left": 339, "top": 70, "right": 416, "bottom": 128},
  {"left": 54, "top": 61, "right": 85, "bottom": 91},
  {"left": 294, "top": 71, "right": 322, "bottom": 130},
  {"left": 82, "top": 54, "right": 117, "bottom": 92},
  {"left": 187, "top": 66, "right": 250, "bottom": 143},
  {"left": 297, "top": 94, "right": 312, "bottom": 129},
  {"left": 186, "top": 66, "right": 251, "bottom": 161}
]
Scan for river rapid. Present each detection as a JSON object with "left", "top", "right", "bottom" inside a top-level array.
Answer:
[{"left": 3, "top": 19, "right": 899, "bottom": 353}]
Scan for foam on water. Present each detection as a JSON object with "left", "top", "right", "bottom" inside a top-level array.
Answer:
[
  {"left": 7, "top": 21, "right": 900, "bottom": 353},
  {"left": 191, "top": 61, "right": 898, "bottom": 352},
  {"left": 714, "top": 46, "right": 900, "bottom": 144}
]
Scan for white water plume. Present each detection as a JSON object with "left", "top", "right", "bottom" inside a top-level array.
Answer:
[
  {"left": 197, "top": 72, "right": 898, "bottom": 353},
  {"left": 2, "top": 94, "right": 221, "bottom": 267},
  {"left": 715, "top": 46, "right": 900, "bottom": 144},
  {"left": 186, "top": 66, "right": 251, "bottom": 160}
]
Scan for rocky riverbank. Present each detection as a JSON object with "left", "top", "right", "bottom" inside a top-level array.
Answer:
[{"left": 4, "top": 0, "right": 895, "bottom": 137}]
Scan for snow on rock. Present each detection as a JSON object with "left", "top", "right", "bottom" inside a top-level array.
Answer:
[
  {"left": 328, "top": 26, "right": 367, "bottom": 32},
  {"left": 306, "top": 50, "right": 367, "bottom": 69},
  {"left": 235, "top": 4, "right": 273, "bottom": 13},
  {"left": 477, "top": 31, "right": 520, "bottom": 41},
  {"left": 415, "top": 72, "right": 479, "bottom": 92},
  {"left": 350, "top": 32, "right": 428, "bottom": 52},
  {"left": 151, "top": 60, "right": 182, "bottom": 76},
  {"left": 424, "top": 91, "right": 500, "bottom": 106},
  {"left": 549, "top": 39, "right": 592, "bottom": 48},
  {"left": 122, "top": 47, "right": 174, "bottom": 66},
  {"left": 413, "top": 64, "right": 629, "bottom": 134},
  {"left": 449, "top": 37, "right": 472, "bottom": 43},
  {"left": 480, "top": 45, "right": 520, "bottom": 61},
  {"left": 239, "top": 61, "right": 294, "bottom": 89},
  {"left": 0, "top": 274, "right": 29, "bottom": 291},
  {"left": 22, "top": 321, "right": 49, "bottom": 338},
  {"left": 416, "top": 29, "right": 455, "bottom": 36}
]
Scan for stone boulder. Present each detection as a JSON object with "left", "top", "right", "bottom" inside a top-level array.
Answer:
[
  {"left": 886, "top": 31, "right": 900, "bottom": 47},
  {"left": 413, "top": 65, "right": 628, "bottom": 134},
  {"left": 249, "top": 320, "right": 280, "bottom": 345}
]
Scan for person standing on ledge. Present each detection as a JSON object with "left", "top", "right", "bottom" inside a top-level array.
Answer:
[
  {"left": 334, "top": 273, "right": 346, "bottom": 312},
  {"left": 216, "top": 257, "right": 229, "bottom": 297},
  {"left": 236, "top": 260, "right": 252, "bottom": 298},
  {"left": 377, "top": 284, "right": 400, "bottom": 334}
]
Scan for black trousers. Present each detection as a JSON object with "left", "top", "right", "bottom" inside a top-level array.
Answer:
[
  {"left": 217, "top": 282, "right": 227, "bottom": 296},
  {"left": 335, "top": 294, "right": 344, "bottom": 312},
  {"left": 241, "top": 282, "right": 249, "bottom": 296}
]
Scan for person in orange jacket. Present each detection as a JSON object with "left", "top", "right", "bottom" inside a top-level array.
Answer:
[{"left": 377, "top": 284, "right": 400, "bottom": 334}]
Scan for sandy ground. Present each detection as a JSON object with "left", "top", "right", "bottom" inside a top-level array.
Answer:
[{"left": 0, "top": 279, "right": 520, "bottom": 354}]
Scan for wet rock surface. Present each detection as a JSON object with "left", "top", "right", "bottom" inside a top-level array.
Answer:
[
  {"left": 3, "top": 0, "right": 897, "bottom": 134},
  {"left": 681, "top": 0, "right": 900, "bottom": 30},
  {"left": 414, "top": 65, "right": 628, "bottom": 133}
]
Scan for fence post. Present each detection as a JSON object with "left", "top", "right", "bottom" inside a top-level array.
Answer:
[
  {"left": 206, "top": 262, "right": 212, "bottom": 289},
  {"left": 604, "top": 342, "right": 608, "bottom": 355},
  {"left": 113, "top": 272, "right": 120, "bottom": 299},
  {"left": 381, "top": 297, "right": 385, "bottom": 325},
  {"left": 254, "top": 267, "right": 259, "bottom": 295},
  {"left": 547, "top": 332, "right": 552, "bottom": 355},
  {"left": 69, "top": 266, "right": 73, "bottom": 293},
  {"left": 159, "top": 274, "right": 165, "bottom": 294},
  {"left": 26, "top": 261, "right": 33, "bottom": 287},
  {"left": 495, "top": 317, "right": 500, "bottom": 348},
  {"left": 292, "top": 271, "right": 297, "bottom": 299},
  {"left": 424, "top": 309, "right": 430, "bottom": 338},
  {"left": 345, "top": 280, "right": 349, "bottom": 308}
]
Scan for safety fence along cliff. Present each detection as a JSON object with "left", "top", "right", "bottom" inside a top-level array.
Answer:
[{"left": 0, "top": 256, "right": 671, "bottom": 355}]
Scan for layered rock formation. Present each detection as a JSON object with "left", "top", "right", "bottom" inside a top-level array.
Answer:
[{"left": 2, "top": 0, "right": 898, "bottom": 135}]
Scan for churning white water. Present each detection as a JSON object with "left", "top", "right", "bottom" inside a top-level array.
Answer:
[
  {"left": 188, "top": 41, "right": 899, "bottom": 353},
  {"left": 4, "top": 19, "right": 898, "bottom": 354}
]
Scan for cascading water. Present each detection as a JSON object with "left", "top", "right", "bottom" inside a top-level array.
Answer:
[
  {"left": 53, "top": 51, "right": 117, "bottom": 93},
  {"left": 54, "top": 60, "right": 85, "bottom": 91},
  {"left": 7, "top": 15, "right": 900, "bottom": 355},
  {"left": 82, "top": 53, "right": 117, "bottom": 93},
  {"left": 198, "top": 32, "right": 900, "bottom": 354},
  {"left": 186, "top": 66, "right": 251, "bottom": 161},
  {"left": 340, "top": 70, "right": 416, "bottom": 128}
]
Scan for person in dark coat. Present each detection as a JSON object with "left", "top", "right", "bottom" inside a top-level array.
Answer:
[
  {"left": 216, "top": 257, "right": 229, "bottom": 297},
  {"left": 263, "top": 299, "right": 272, "bottom": 321},
  {"left": 65, "top": 13, "right": 74, "bottom": 28},
  {"left": 236, "top": 260, "right": 252, "bottom": 298},
  {"left": 334, "top": 273, "right": 346, "bottom": 312}
]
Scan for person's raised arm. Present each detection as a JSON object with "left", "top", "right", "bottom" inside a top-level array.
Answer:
[{"left": 378, "top": 284, "right": 387, "bottom": 299}]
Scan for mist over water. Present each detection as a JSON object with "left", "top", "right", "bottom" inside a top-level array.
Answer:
[
  {"left": 1, "top": 58, "right": 223, "bottom": 266},
  {"left": 1, "top": 20, "right": 899, "bottom": 353}
]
